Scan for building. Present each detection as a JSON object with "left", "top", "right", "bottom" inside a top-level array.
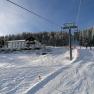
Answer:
[
  {"left": 6, "top": 37, "right": 42, "bottom": 50},
  {"left": 7, "top": 40, "right": 26, "bottom": 49}
]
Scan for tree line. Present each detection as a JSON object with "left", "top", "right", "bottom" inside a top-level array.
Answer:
[
  {"left": 0, "top": 31, "right": 69, "bottom": 48},
  {"left": 0, "top": 27, "right": 94, "bottom": 48},
  {"left": 75, "top": 27, "right": 94, "bottom": 47}
]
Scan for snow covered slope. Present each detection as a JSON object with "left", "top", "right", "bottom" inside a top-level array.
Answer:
[
  {"left": 2, "top": 47, "right": 93, "bottom": 94},
  {"left": 34, "top": 48, "right": 94, "bottom": 94},
  {"left": 0, "top": 47, "right": 72, "bottom": 94}
]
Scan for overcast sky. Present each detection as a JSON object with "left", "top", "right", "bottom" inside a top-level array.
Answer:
[{"left": 0, "top": 0, "right": 94, "bottom": 36}]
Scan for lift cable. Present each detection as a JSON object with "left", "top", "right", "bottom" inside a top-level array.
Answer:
[
  {"left": 76, "top": 0, "right": 82, "bottom": 24},
  {"left": 6, "top": 0, "right": 61, "bottom": 28}
]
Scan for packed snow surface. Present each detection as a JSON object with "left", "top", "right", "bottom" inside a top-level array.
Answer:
[
  {"left": 34, "top": 48, "right": 94, "bottom": 94},
  {"left": 0, "top": 47, "right": 71, "bottom": 94},
  {"left": 0, "top": 47, "right": 94, "bottom": 94}
]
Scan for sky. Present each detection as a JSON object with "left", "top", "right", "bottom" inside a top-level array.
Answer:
[{"left": 0, "top": 0, "right": 94, "bottom": 36}]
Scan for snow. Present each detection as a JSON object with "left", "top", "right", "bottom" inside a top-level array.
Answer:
[
  {"left": 0, "top": 47, "right": 94, "bottom": 94},
  {"left": 27, "top": 49, "right": 77, "bottom": 94},
  {"left": 0, "top": 47, "right": 70, "bottom": 94},
  {"left": 34, "top": 48, "right": 94, "bottom": 94}
]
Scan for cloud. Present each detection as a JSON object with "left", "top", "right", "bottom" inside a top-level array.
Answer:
[
  {"left": 0, "top": 0, "right": 28, "bottom": 36},
  {"left": 0, "top": 0, "right": 61, "bottom": 36},
  {"left": 0, "top": 13, "right": 24, "bottom": 35}
]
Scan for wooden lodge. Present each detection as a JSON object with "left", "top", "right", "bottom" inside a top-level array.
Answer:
[{"left": 4, "top": 36, "right": 42, "bottom": 50}]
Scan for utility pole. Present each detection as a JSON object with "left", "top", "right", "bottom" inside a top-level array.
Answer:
[{"left": 63, "top": 23, "right": 78, "bottom": 60}]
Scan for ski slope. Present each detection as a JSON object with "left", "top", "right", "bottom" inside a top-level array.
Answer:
[
  {"left": 33, "top": 48, "right": 94, "bottom": 94},
  {"left": 0, "top": 47, "right": 72, "bottom": 94},
  {"left": 1, "top": 47, "right": 94, "bottom": 94}
]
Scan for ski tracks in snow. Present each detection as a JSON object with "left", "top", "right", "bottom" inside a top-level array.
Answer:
[
  {"left": 35, "top": 49, "right": 94, "bottom": 94},
  {"left": 26, "top": 49, "right": 78, "bottom": 94}
]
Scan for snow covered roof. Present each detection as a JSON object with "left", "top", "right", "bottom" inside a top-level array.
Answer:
[{"left": 8, "top": 40, "right": 25, "bottom": 42}]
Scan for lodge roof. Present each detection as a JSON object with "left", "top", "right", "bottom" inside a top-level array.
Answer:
[
  {"left": 8, "top": 40, "right": 25, "bottom": 42},
  {"left": 25, "top": 36, "right": 35, "bottom": 41}
]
